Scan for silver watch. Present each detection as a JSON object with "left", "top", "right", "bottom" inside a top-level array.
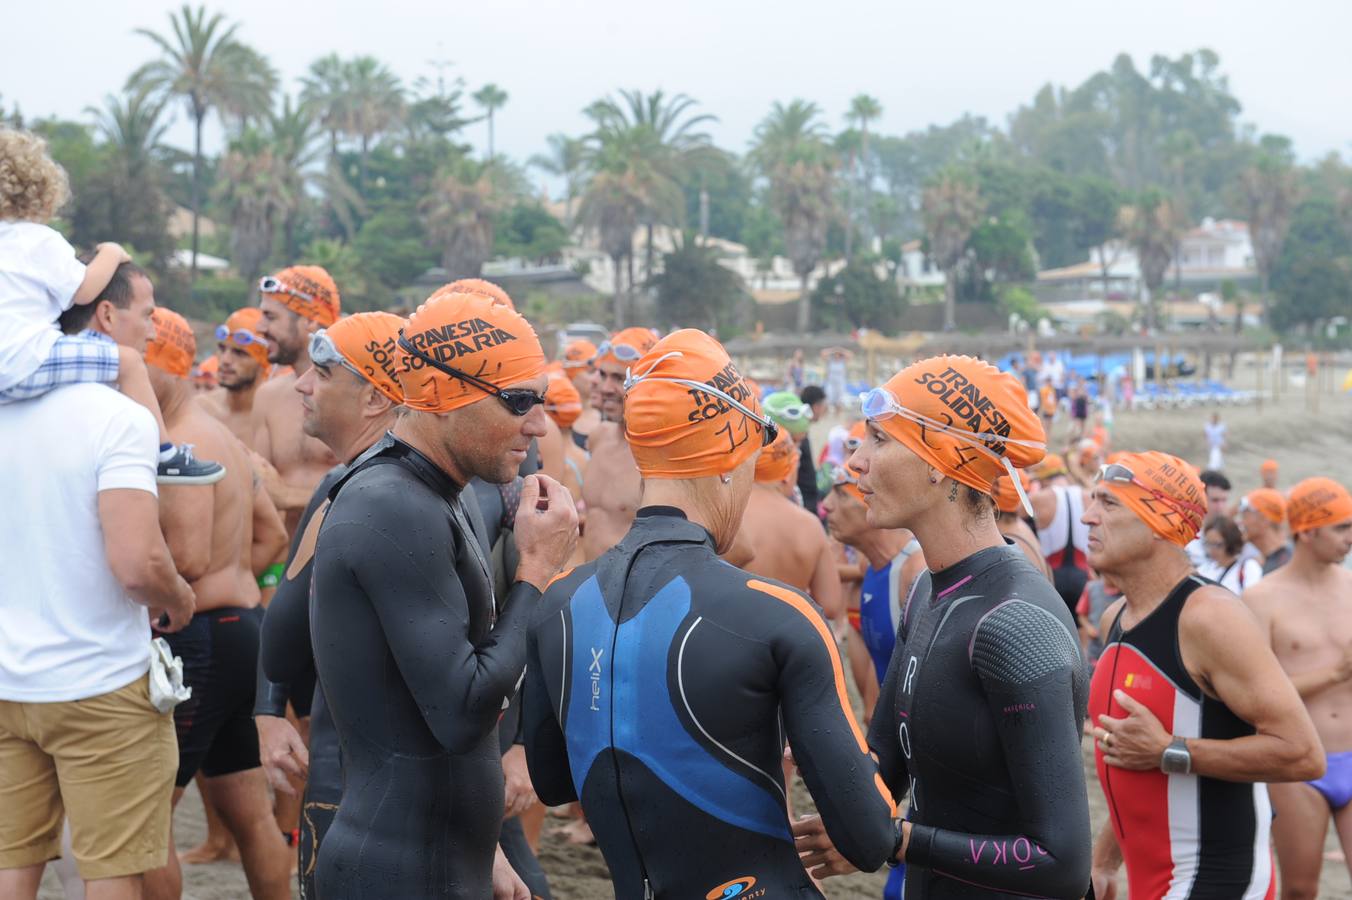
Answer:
[{"left": 1160, "top": 736, "right": 1191, "bottom": 775}]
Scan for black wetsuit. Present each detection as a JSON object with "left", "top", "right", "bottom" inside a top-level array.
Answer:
[
  {"left": 523, "top": 507, "right": 897, "bottom": 899},
  {"left": 870, "top": 542, "right": 1091, "bottom": 899},
  {"left": 310, "top": 435, "right": 539, "bottom": 900}
]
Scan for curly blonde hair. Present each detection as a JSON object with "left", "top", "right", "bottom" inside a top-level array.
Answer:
[{"left": 0, "top": 129, "right": 70, "bottom": 223}]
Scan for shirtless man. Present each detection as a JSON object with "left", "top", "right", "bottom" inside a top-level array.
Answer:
[
  {"left": 251, "top": 266, "right": 342, "bottom": 536},
  {"left": 579, "top": 328, "right": 658, "bottom": 561},
  {"left": 544, "top": 374, "right": 588, "bottom": 512},
  {"left": 742, "top": 428, "right": 843, "bottom": 619},
  {"left": 203, "top": 307, "right": 271, "bottom": 447},
  {"left": 139, "top": 309, "right": 291, "bottom": 900},
  {"left": 1244, "top": 477, "right": 1352, "bottom": 900}
]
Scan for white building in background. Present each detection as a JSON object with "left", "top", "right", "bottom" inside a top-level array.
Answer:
[{"left": 895, "top": 239, "right": 946, "bottom": 289}]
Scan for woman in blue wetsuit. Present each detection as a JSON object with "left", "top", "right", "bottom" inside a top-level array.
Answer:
[
  {"left": 796, "top": 355, "right": 1092, "bottom": 900},
  {"left": 523, "top": 329, "right": 898, "bottom": 899}
]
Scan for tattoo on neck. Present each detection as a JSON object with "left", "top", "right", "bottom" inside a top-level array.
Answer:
[{"left": 948, "top": 480, "right": 958, "bottom": 503}]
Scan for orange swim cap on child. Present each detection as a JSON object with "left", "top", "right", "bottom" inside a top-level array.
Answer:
[
  {"left": 865, "top": 355, "right": 1045, "bottom": 512},
  {"left": 595, "top": 327, "right": 659, "bottom": 369},
  {"left": 563, "top": 339, "right": 598, "bottom": 370},
  {"left": 259, "top": 266, "right": 340, "bottom": 326},
  {"left": 439, "top": 278, "right": 515, "bottom": 311},
  {"left": 1242, "top": 488, "right": 1287, "bottom": 526},
  {"left": 396, "top": 290, "right": 545, "bottom": 414},
  {"left": 221, "top": 307, "right": 271, "bottom": 373},
  {"left": 624, "top": 329, "right": 770, "bottom": 480},
  {"left": 1287, "top": 477, "right": 1352, "bottom": 534},
  {"left": 992, "top": 469, "right": 1034, "bottom": 515},
  {"left": 544, "top": 373, "right": 583, "bottom": 430},
  {"left": 324, "top": 311, "right": 407, "bottom": 404},
  {"left": 755, "top": 426, "right": 800, "bottom": 484},
  {"left": 1099, "top": 451, "right": 1207, "bottom": 547},
  {"left": 146, "top": 308, "right": 196, "bottom": 378}
]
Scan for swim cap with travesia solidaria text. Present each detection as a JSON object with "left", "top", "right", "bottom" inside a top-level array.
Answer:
[
  {"left": 260, "top": 266, "right": 340, "bottom": 327},
  {"left": 324, "top": 311, "right": 407, "bottom": 404},
  {"left": 1287, "top": 477, "right": 1352, "bottom": 534}
]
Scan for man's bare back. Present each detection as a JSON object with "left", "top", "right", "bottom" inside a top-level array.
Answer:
[
  {"left": 742, "top": 485, "right": 843, "bottom": 618},
  {"left": 252, "top": 371, "right": 338, "bottom": 534},
  {"left": 202, "top": 391, "right": 256, "bottom": 449},
  {"left": 580, "top": 422, "right": 642, "bottom": 561},
  {"left": 161, "top": 400, "right": 261, "bottom": 613},
  {"left": 1247, "top": 565, "right": 1352, "bottom": 753}
]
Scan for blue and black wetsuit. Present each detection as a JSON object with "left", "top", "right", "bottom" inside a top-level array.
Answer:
[
  {"left": 310, "top": 435, "right": 540, "bottom": 900},
  {"left": 523, "top": 507, "right": 897, "bottom": 899},
  {"left": 870, "top": 542, "right": 1092, "bottom": 899},
  {"left": 858, "top": 540, "right": 922, "bottom": 686}
]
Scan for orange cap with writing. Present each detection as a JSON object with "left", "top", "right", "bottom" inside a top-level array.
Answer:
[
  {"left": 755, "top": 426, "right": 800, "bottom": 484},
  {"left": 544, "top": 373, "right": 583, "bottom": 430},
  {"left": 1243, "top": 488, "right": 1286, "bottom": 526},
  {"left": 260, "top": 266, "right": 340, "bottom": 327},
  {"left": 396, "top": 290, "right": 545, "bottom": 413},
  {"left": 1101, "top": 451, "right": 1207, "bottom": 547},
  {"left": 326, "top": 312, "right": 407, "bottom": 404},
  {"left": 146, "top": 307, "right": 196, "bottom": 378},
  {"left": 1287, "top": 477, "right": 1352, "bottom": 534},
  {"left": 439, "top": 278, "right": 515, "bottom": 311},
  {"left": 625, "top": 329, "right": 768, "bottom": 479}
]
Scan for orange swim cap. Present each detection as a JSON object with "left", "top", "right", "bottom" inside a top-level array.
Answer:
[
  {"left": 624, "top": 329, "right": 770, "bottom": 480},
  {"left": 845, "top": 420, "right": 868, "bottom": 451},
  {"left": 544, "top": 373, "right": 583, "bottom": 430},
  {"left": 1287, "top": 477, "right": 1352, "bottom": 534},
  {"left": 1099, "top": 451, "right": 1207, "bottom": 547},
  {"left": 440, "top": 278, "right": 515, "bottom": 311},
  {"left": 563, "top": 339, "right": 598, "bottom": 369},
  {"left": 324, "top": 312, "right": 407, "bottom": 404},
  {"left": 866, "top": 355, "right": 1045, "bottom": 510},
  {"left": 755, "top": 426, "right": 800, "bottom": 484},
  {"left": 221, "top": 307, "right": 271, "bottom": 373},
  {"left": 146, "top": 307, "right": 196, "bottom": 378},
  {"left": 1242, "top": 488, "right": 1286, "bottom": 525},
  {"left": 260, "top": 266, "right": 340, "bottom": 327},
  {"left": 831, "top": 463, "right": 866, "bottom": 504},
  {"left": 1032, "top": 453, "right": 1068, "bottom": 481},
  {"left": 992, "top": 470, "right": 1034, "bottom": 515},
  {"left": 1260, "top": 459, "right": 1279, "bottom": 475},
  {"left": 396, "top": 290, "right": 545, "bottom": 414},
  {"left": 596, "top": 327, "right": 659, "bottom": 369}
]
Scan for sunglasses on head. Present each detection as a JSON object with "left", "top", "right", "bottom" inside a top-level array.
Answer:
[
  {"left": 397, "top": 334, "right": 545, "bottom": 416},
  {"left": 1096, "top": 462, "right": 1208, "bottom": 521},
  {"left": 259, "top": 275, "right": 314, "bottom": 303},
  {"left": 216, "top": 325, "right": 266, "bottom": 347},
  {"left": 594, "top": 340, "right": 645, "bottom": 362},
  {"left": 308, "top": 330, "right": 364, "bottom": 380}
]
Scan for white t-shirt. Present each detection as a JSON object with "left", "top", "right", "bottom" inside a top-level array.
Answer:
[
  {"left": 1199, "top": 556, "right": 1263, "bottom": 595},
  {"left": 1204, "top": 421, "right": 1227, "bottom": 449},
  {"left": 0, "top": 221, "right": 88, "bottom": 390},
  {"left": 0, "top": 384, "right": 158, "bottom": 701}
]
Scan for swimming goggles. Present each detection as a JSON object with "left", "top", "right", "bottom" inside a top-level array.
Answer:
[
  {"left": 768, "top": 401, "right": 812, "bottom": 421},
  {"left": 859, "top": 386, "right": 1043, "bottom": 517},
  {"left": 308, "top": 330, "right": 365, "bottom": 380},
  {"left": 396, "top": 334, "right": 545, "bottom": 416},
  {"left": 259, "top": 275, "right": 314, "bottom": 303},
  {"left": 1095, "top": 462, "right": 1208, "bottom": 522},
  {"left": 216, "top": 325, "right": 266, "bottom": 347},
  {"left": 625, "top": 352, "right": 779, "bottom": 448},
  {"left": 593, "top": 340, "right": 645, "bottom": 363}
]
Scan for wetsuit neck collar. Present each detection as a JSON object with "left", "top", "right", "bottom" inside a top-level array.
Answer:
[
  {"left": 329, "top": 432, "right": 464, "bottom": 501},
  {"left": 928, "top": 542, "right": 1022, "bottom": 596},
  {"left": 635, "top": 505, "right": 687, "bottom": 520},
  {"left": 624, "top": 507, "right": 715, "bottom": 551}
]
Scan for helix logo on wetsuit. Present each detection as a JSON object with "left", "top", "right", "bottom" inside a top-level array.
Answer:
[
  {"left": 913, "top": 366, "right": 1014, "bottom": 455},
  {"left": 588, "top": 647, "right": 604, "bottom": 711},
  {"left": 402, "top": 317, "right": 519, "bottom": 368},
  {"left": 705, "top": 876, "right": 760, "bottom": 899}
]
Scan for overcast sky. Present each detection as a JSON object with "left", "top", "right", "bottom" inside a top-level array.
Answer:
[{"left": 6, "top": 0, "right": 1348, "bottom": 187}]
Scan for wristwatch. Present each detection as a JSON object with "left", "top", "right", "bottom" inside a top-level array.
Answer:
[{"left": 1160, "top": 736, "right": 1192, "bottom": 775}]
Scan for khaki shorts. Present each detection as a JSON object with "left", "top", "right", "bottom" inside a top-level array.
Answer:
[{"left": 0, "top": 673, "right": 177, "bottom": 880}]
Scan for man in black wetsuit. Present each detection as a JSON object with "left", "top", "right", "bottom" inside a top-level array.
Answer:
[
  {"left": 524, "top": 329, "right": 898, "bottom": 899},
  {"left": 311, "top": 291, "right": 577, "bottom": 900},
  {"left": 795, "top": 355, "right": 1092, "bottom": 899}
]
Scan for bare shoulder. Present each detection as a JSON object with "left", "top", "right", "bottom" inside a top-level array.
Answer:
[
  {"left": 1239, "top": 567, "right": 1287, "bottom": 609},
  {"left": 1179, "top": 583, "right": 1263, "bottom": 642},
  {"left": 589, "top": 421, "right": 623, "bottom": 451},
  {"left": 253, "top": 373, "right": 295, "bottom": 409}
]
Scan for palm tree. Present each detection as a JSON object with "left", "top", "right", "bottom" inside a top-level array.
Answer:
[
  {"left": 88, "top": 88, "right": 170, "bottom": 182},
  {"left": 214, "top": 128, "right": 289, "bottom": 289},
  {"left": 845, "top": 94, "right": 883, "bottom": 257},
  {"left": 751, "top": 100, "right": 838, "bottom": 331},
  {"left": 1237, "top": 136, "right": 1301, "bottom": 326},
  {"left": 301, "top": 53, "right": 349, "bottom": 158},
  {"left": 921, "top": 172, "right": 985, "bottom": 331},
  {"left": 1119, "top": 189, "right": 1181, "bottom": 332},
  {"left": 129, "top": 4, "right": 274, "bottom": 285},
  {"left": 529, "top": 133, "right": 587, "bottom": 228},
  {"left": 472, "top": 83, "right": 508, "bottom": 161},
  {"left": 420, "top": 159, "right": 512, "bottom": 279},
  {"left": 341, "top": 57, "right": 404, "bottom": 188},
  {"left": 266, "top": 96, "right": 320, "bottom": 260},
  {"left": 577, "top": 169, "right": 644, "bottom": 326}
]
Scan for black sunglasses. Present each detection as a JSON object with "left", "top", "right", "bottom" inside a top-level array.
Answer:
[{"left": 397, "top": 334, "right": 546, "bottom": 416}]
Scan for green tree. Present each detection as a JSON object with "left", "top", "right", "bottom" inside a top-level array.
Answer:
[
  {"left": 340, "top": 57, "right": 404, "bottom": 189},
  {"left": 529, "top": 133, "right": 587, "bottom": 228},
  {"left": 129, "top": 4, "right": 275, "bottom": 284},
  {"left": 1270, "top": 195, "right": 1352, "bottom": 333},
  {"left": 921, "top": 171, "right": 985, "bottom": 330},
  {"left": 844, "top": 94, "right": 883, "bottom": 257},
  {"left": 648, "top": 236, "right": 752, "bottom": 333},
  {"left": 1236, "top": 135, "right": 1301, "bottom": 325},
  {"left": 1069, "top": 176, "right": 1122, "bottom": 296},
  {"left": 420, "top": 159, "right": 513, "bottom": 279},
  {"left": 751, "top": 99, "right": 839, "bottom": 332},
  {"left": 1119, "top": 188, "right": 1180, "bottom": 331},
  {"left": 265, "top": 96, "right": 320, "bottom": 260},
  {"left": 213, "top": 128, "right": 290, "bottom": 288},
  {"left": 471, "top": 83, "right": 508, "bottom": 161},
  {"left": 494, "top": 203, "right": 568, "bottom": 263},
  {"left": 811, "top": 257, "right": 905, "bottom": 332},
  {"left": 301, "top": 53, "right": 349, "bottom": 158}
]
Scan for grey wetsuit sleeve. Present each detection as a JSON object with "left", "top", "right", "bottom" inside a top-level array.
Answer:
[
  {"left": 522, "top": 618, "right": 578, "bottom": 806},
  {"left": 323, "top": 501, "right": 540, "bottom": 756},
  {"left": 903, "top": 600, "right": 1092, "bottom": 899}
]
